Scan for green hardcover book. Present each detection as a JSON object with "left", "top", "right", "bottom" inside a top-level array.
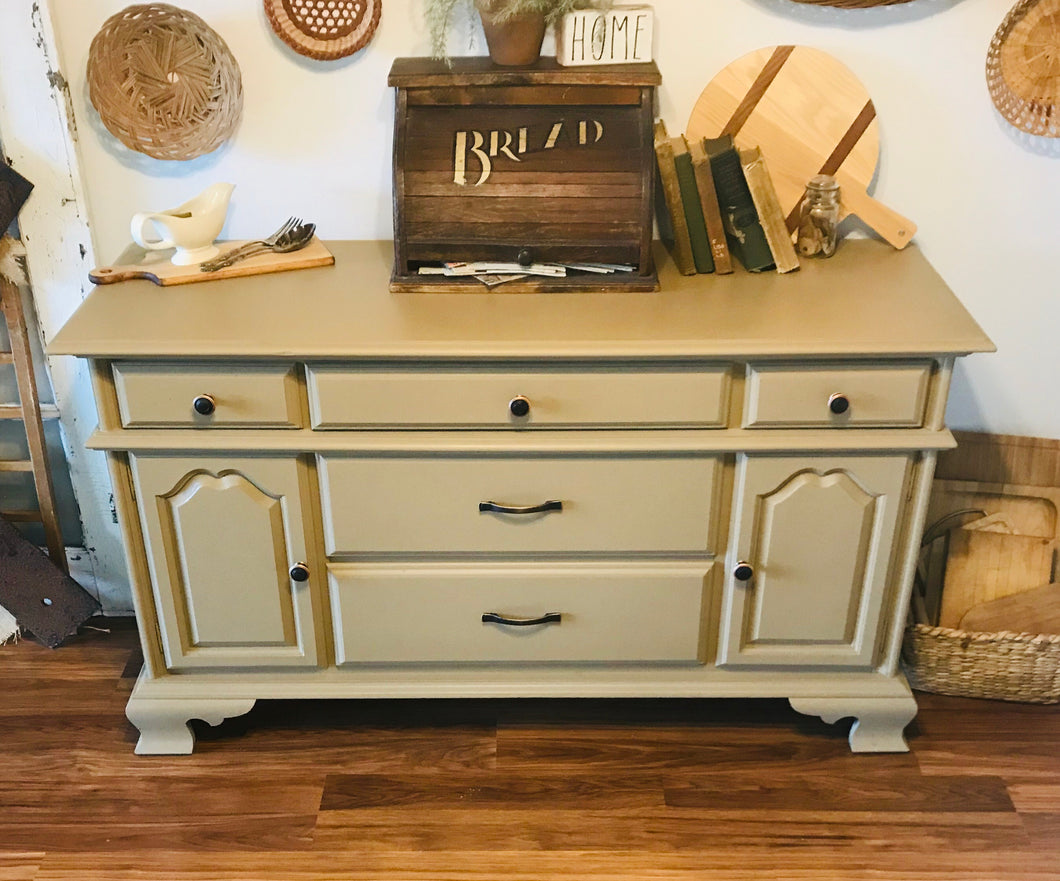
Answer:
[
  {"left": 704, "top": 134, "right": 775, "bottom": 273},
  {"left": 671, "top": 137, "right": 714, "bottom": 274},
  {"left": 739, "top": 146, "right": 800, "bottom": 274}
]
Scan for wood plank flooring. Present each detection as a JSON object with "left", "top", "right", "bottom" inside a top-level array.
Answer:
[{"left": 1, "top": 618, "right": 1058, "bottom": 880}]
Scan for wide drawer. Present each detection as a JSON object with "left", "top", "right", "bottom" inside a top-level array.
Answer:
[
  {"left": 306, "top": 364, "right": 730, "bottom": 429},
  {"left": 319, "top": 453, "right": 719, "bottom": 555},
  {"left": 113, "top": 362, "right": 303, "bottom": 428},
  {"left": 743, "top": 362, "right": 931, "bottom": 428},
  {"left": 329, "top": 563, "right": 710, "bottom": 664}
]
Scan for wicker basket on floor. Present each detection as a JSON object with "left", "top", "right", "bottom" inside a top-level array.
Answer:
[{"left": 902, "top": 622, "right": 1060, "bottom": 704}]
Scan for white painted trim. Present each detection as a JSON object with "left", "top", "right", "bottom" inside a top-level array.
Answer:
[{"left": 0, "top": 0, "right": 130, "bottom": 611}]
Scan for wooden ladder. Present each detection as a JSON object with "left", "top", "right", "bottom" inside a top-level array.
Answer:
[{"left": 0, "top": 273, "right": 66, "bottom": 572}]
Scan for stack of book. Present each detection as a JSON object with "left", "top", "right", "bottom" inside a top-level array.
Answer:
[{"left": 653, "top": 120, "right": 799, "bottom": 276}]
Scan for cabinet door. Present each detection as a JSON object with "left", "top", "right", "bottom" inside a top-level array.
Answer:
[
  {"left": 130, "top": 455, "right": 321, "bottom": 671},
  {"left": 717, "top": 454, "right": 910, "bottom": 669}
]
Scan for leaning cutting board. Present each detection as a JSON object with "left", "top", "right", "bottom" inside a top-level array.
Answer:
[
  {"left": 89, "top": 237, "right": 334, "bottom": 286},
  {"left": 686, "top": 45, "right": 916, "bottom": 249},
  {"left": 959, "top": 583, "right": 1060, "bottom": 635}
]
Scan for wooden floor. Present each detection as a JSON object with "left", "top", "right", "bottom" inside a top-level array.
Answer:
[{"left": 2, "top": 619, "right": 1058, "bottom": 881}]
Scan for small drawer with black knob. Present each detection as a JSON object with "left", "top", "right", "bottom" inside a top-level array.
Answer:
[
  {"left": 328, "top": 562, "right": 711, "bottom": 664},
  {"left": 113, "top": 362, "right": 303, "bottom": 428},
  {"left": 306, "top": 363, "right": 730, "bottom": 429},
  {"left": 742, "top": 362, "right": 932, "bottom": 429}
]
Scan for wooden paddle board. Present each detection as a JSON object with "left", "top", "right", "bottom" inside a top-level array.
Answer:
[
  {"left": 686, "top": 45, "right": 915, "bottom": 249},
  {"left": 89, "top": 237, "right": 335, "bottom": 286}
]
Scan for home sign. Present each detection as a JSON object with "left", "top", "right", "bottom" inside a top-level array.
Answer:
[
  {"left": 388, "top": 57, "right": 661, "bottom": 292},
  {"left": 556, "top": 6, "right": 654, "bottom": 67}
]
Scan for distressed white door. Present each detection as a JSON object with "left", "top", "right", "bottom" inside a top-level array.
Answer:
[
  {"left": 130, "top": 455, "right": 321, "bottom": 670},
  {"left": 718, "top": 454, "right": 911, "bottom": 669},
  {"left": 0, "top": 1, "right": 128, "bottom": 609}
]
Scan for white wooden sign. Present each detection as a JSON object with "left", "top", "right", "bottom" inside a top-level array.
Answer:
[{"left": 556, "top": 6, "right": 654, "bottom": 67}]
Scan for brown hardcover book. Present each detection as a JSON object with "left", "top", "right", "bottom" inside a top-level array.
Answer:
[
  {"left": 739, "top": 147, "right": 800, "bottom": 274},
  {"left": 652, "top": 120, "right": 695, "bottom": 275},
  {"left": 686, "top": 136, "right": 733, "bottom": 275}
]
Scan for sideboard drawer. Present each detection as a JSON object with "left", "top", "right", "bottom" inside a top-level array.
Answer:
[
  {"left": 113, "top": 362, "right": 303, "bottom": 428},
  {"left": 306, "top": 364, "right": 730, "bottom": 429},
  {"left": 319, "top": 453, "right": 719, "bottom": 555},
  {"left": 743, "top": 362, "right": 931, "bottom": 428},
  {"left": 329, "top": 563, "right": 710, "bottom": 664}
]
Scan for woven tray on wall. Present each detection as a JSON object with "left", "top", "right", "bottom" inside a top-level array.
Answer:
[
  {"left": 987, "top": 0, "right": 1060, "bottom": 137},
  {"left": 264, "top": 0, "right": 381, "bottom": 60},
  {"left": 787, "top": 1, "right": 919, "bottom": 7},
  {"left": 87, "top": 3, "right": 243, "bottom": 161}
]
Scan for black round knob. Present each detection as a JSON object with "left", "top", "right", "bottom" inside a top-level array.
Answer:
[
  {"left": 828, "top": 393, "right": 850, "bottom": 415},
  {"left": 509, "top": 395, "right": 531, "bottom": 418},
  {"left": 192, "top": 394, "right": 216, "bottom": 416},
  {"left": 517, "top": 248, "right": 533, "bottom": 267},
  {"left": 733, "top": 561, "right": 755, "bottom": 582},
  {"left": 289, "top": 562, "right": 310, "bottom": 582}
]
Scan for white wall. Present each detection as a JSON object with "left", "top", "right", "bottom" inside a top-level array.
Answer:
[
  {"left": 48, "top": 0, "right": 1058, "bottom": 437},
  {"left": 13, "top": 0, "right": 1059, "bottom": 606}
]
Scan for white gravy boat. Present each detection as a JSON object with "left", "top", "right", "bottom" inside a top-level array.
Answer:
[{"left": 130, "top": 183, "right": 235, "bottom": 266}]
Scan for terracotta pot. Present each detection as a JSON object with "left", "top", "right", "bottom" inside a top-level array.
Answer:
[{"left": 475, "top": 0, "right": 546, "bottom": 66}]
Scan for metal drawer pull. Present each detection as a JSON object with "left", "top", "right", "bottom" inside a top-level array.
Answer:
[
  {"left": 482, "top": 611, "right": 562, "bottom": 627},
  {"left": 479, "top": 499, "right": 563, "bottom": 515}
]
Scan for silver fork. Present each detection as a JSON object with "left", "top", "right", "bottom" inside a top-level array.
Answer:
[
  {"left": 200, "top": 222, "right": 316, "bottom": 272},
  {"left": 199, "top": 216, "right": 299, "bottom": 272}
]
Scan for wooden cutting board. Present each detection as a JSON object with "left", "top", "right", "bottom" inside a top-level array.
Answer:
[
  {"left": 938, "top": 525, "right": 1057, "bottom": 628},
  {"left": 686, "top": 45, "right": 916, "bottom": 249},
  {"left": 88, "top": 237, "right": 334, "bottom": 286},
  {"left": 959, "top": 583, "right": 1060, "bottom": 635}
]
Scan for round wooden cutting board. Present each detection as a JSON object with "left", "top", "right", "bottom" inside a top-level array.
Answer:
[{"left": 686, "top": 45, "right": 915, "bottom": 249}]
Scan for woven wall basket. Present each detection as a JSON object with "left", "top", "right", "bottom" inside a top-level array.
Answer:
[
  {"left": 264, "top": 0, "right": 382, "bottom": 61},
  {"left": 87, "top": 4, "right": 243, "bottom": 161},
  {"left": 787, "top": 1, "right": 918, "bottom": 7},
  {"left": 987, "top": 0, "right": 1060, "bottom": 137}
]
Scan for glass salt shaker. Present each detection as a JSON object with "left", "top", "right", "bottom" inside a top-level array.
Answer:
[{"left": 796, "top": 174, "right": 841, "bottom": 257}]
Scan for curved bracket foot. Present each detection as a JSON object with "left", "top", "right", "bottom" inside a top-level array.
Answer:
[
  {"left": 789, "top": 695, "right": 917, "bottom": 753},
  {"left": 127, "top": 695, "right": 256, "bottom": 755}
]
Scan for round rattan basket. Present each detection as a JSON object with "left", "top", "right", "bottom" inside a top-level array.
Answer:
[
  {"left": 987, "top": 0, "right": 1060, "bottom": 137},
  {"left": 87, "top": 4, "right": 243, "bottom": 160},
  {"left": 264, "top": 0, "right": 381, "bottom": 61},
  {"left": 787, "top": 1, "right": 918, "bottom": 7},
  {"left": 903, "top": 623, "right": 1060, "bottom": 704}
]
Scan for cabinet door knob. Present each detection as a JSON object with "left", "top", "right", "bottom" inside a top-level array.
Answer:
[
  {"left": 733, "top": 561, "right": 755, "bottom": 582},
  {"left": 289, "top": 562, "right": 310, "bottom": 582},
  {"left": 192, "top": 394, "right": 216, "bottom": 416},
  {"left": 509, "top": 395, "right": 531, "bottom": 418},
  {"left": 828, "top": 392, "right": 850, "bottom": 415}
]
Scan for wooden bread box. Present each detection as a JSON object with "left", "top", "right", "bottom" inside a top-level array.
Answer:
[{"left": 388, "top": 57, "right": 661, "bottom": 291}]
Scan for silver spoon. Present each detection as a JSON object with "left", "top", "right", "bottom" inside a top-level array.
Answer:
[{"left": 200, "top": 222, "right": 315, "bottom": 272}]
